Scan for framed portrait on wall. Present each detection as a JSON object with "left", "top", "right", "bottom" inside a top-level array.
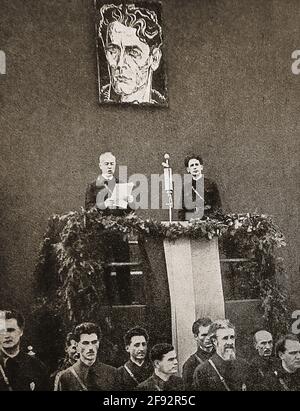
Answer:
[{"left": 94, "top": 0, "right": 168, "bottom": 107}]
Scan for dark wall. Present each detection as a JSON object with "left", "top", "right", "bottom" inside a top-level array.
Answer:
[{"left": 0, "top": 0, "right": 299, "bottom": 312}]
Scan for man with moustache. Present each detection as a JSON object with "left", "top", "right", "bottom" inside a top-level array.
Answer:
[
  {"left": 116, "top": 326, "right": 152, "bottom": 390},
  {"left": 54, "top": 322, "right": 117, "bottom": 391},
  {"left": 249, "top": 329, "right": 278, "bottom": 390},
  {"left": 182, "top": 318, "right": 213, "bottom": 390},
  {"left": 193, "top": 320, "right": 250, "bottom": 391},
  {"left": 272, "top": 334, "right": 300, "bottom": 391},
  {"left": 0, "top": 309, "right": 49, "bottom": 391},
  {"left": 137, "top": 343, "right": 184, "bottom": 391}
]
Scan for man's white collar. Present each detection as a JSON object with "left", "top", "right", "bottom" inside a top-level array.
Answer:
[
  {"left": 1, "top": 347, "right": 20, "bottom": 359},
  {"left": 192, "top": 175, "right": 203, "bottom": 181},
  {"left": 102, "top": 174, "right": 113, "bottom": 181},
  {"left": 282, "top": 360, "right": 297, "bottom": 374},
  {"left": 131, "top": 358, "right": 144, "bottom": 368}
]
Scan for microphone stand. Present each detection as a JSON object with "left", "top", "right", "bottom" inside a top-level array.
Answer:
[{"left": 162, "top": 154, "right": 173, "bottom": 223}]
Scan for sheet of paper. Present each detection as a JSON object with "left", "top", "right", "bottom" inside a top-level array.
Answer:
[{"left": 110, "top": 183, "right": 134, "bottom": 208}]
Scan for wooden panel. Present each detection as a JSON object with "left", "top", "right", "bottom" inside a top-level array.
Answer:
[
  {"left": 191, "top": 238, "right": 225, "bottom": 319},
  {"left": 225, "top": 299, "right": 263, "bottom": 360},
  {"left": 163, "top": 237, "right": 225, "bottom": 373},
  {"left": 163, "top": 238, "right": 196, "bottom": 369},
  {"left": 139, "top": 237, "right": 172, "bottom": 344}
]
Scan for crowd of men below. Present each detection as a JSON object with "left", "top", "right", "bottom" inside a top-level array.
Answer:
[{"left": 0, "top": 310, "right": 300, "bottom": 391}]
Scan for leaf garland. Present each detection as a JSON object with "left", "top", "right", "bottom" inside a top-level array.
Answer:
[{"left": 34, "top": 208, "right": 289, "bottom": 345}]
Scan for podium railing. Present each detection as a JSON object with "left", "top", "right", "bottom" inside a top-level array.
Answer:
[{"left": 34, "top": 210, "right": 287, "bottom": 369}]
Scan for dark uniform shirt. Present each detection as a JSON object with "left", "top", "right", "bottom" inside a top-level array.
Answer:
[
  {"left": 249, "top": 355, "right": 279, "bottom": 391},
  {"left": 137, "top": 372, "right": 184, "bottom": 391},
  {"left": 272, "top": 360, "right": 300, "bottom": 391},
  {"left": 116, "top": 359, "right": 152, "bottom": 390},
  {"left": 179, "top": 176, "right": 222, "bottom": 221},
  {"left": 0, "top": 351, "right": 49, "bottom": 391},
  {"left": 193, "top": 353, "right": 250, "bottom": 391},
  {"left": 182, "top": 348, "right": 213, "bottom": 390},
  {"left": 54, "top": 359, "right": 118, "bottom": 391},
  {"left": 50, "top": 357, "right": 75, "bottom": 390}
]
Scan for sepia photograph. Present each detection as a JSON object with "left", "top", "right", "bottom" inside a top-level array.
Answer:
[{"left": 0, "top": 0, "right": 299, "bottom": 397}]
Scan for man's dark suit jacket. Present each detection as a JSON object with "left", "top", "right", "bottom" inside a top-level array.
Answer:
[
  {"left": 137, "top": 373, "right": 184, "bottom": 391},
  {"left": 182, "top": 348, "right": 213, "bottom": 390},
  {"left": 271, "top": 359, "right": 300, "bottom": 391},
  {"left": 0, "top": 351, "right": 49, "bottom": 391},
  {"left": 248, "top": 355, "right": 280, "bottom": 391},
  {"left": 178, "top": 176, "right": 222, "bottom": 221},
  {"left": 116, "top": 359, "right": 152, "bottom": 391},
  {"left": 55, "top": 360, "right": 118, "bottom": 391},
  {"left": 193, "top": 353, "right": 251, "bottom": 391}
]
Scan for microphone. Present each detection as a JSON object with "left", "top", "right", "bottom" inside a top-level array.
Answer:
[
  {"left": 162, "top": 153, "right": 173, "bottom": 192},
  {"left": 162, "top": 153, "right": 173, "bottom": 222},
  {"left": 104, "top": 180, "right": 113, "bottom": 195},
  {"left": 162, "top": 153, "right": 170, "bottom": 168}
]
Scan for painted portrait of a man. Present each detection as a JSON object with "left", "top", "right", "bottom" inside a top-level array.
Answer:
[{"left": 95, "top": 2, "right": 168, "bottom": 106}]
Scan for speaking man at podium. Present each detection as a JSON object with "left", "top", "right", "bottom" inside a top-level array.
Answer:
[
  {"left": 85, "top": 151, "right": 134, "bottom": 214},
  {"left": 85, "top": 152, "right": 133, "bottom": 305}
]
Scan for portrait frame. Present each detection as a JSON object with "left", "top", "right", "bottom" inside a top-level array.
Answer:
[{"left": 94, "top": 0, "right": 169, "bottom": 107}]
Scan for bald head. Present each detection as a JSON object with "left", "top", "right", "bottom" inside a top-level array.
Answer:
[
  {"left": 254, "top": 330, "right": 273, "bottom": 357},
  {"left": 99, "top": 152, "right": 116, "bottom": 178}
]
